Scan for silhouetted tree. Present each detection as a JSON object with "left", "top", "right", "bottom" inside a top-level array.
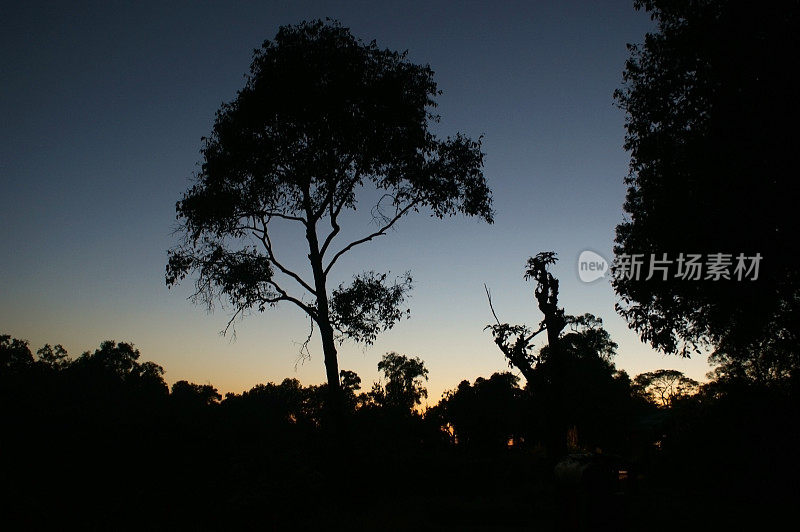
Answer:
[
  {"left": 339, "top": 369, "right": 362, "bottom": 412},
  {"left": 372, "top": 352, "right": 429, "bottom": 414},
  {"left": 339, "top": 369, "right": 361, "bottom": 394},
  {"left": 436, "top": 372, "right": 523, "bottom": 449},
  {"left": 171, "top": 380, "right": 222, "bottom": 407},
  {"left": 304, "top": 369, "right": 364, "bottom": 415},
  {"left": 35, "top": 343, "right": 71, "bottom": 371},
  {"left": 485, "top": 253, "right": 573, "bottom": 454},
  {"left": 72, "top": 340, "right": 138, "bottom": 376},
  {"left": 529, "top": 314, "right": 636, "bottom": 453},
  {"left": 485, "top": 252, "right": 566, "bottom": 382},
  {"left": 632, "top": 369, "right": 699, "bottom": 407},
  {"left": 70, "top": 340, "right": 168, "bottom": 396},
  {"left": 166, "top": 19, "right": 493, "bottom": 411},
  {"left": 222, "top": 377, "right": 325, "bottom": 432},
  {"left": 0, "top": 335, "right": 34, "bottom": 375},
  {"left": 613, "top": 0, "right": 800, "bottom": 363}
]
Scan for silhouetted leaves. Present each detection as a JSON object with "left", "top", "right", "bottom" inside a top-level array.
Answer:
[
  {"left": 329, "top": 271, "right": 412, "bottom": 345},
  {"left": 36, "top": 343, "right": 70, "bottom": 371},
  {"left": 172, "top": 380, "right": 222, "bottom": 407},
  {"left": 613, "top": 0, "right": 800, "bottom": 365},
  {"left": 2, "top": 330, "right": 797, "bottom": 528},
  {"left": 632, "top": 369, "right": 699, "bottom": 407},
  {"left": 374, "top": 351, "right": 429, "bottom": 414},
  {"left": 436, "top": 372, "right": 523, "bottom": 449},
  {"left": 0, "top": 334, "right": 34, "bottom": 374}
]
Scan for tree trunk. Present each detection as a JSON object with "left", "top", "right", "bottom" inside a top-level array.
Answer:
[
  {"left": 540, "top": 281, "right": 567, "bottom": 457},
  {"left": 320, "top": 321, "right": 341, "bottom": 394},
  {"left": 305, "top": 219, "right": 343, "bottom": 419},
  {"left": 548, "top": 319, "right": 569, "bottom": 458}
]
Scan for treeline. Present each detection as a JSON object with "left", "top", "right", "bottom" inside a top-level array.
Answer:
[{"left": 3, "top": 333, "right": 799, "bottom": 529}]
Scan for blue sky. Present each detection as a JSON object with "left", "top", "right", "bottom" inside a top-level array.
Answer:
[{"left": 1, "top": 1, "right": 713, "bottom": 401}]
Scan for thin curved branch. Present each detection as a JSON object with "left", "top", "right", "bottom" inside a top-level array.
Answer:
[
  {"left": 485, "top": 284, "right": 501, "bottom": 326},
  {"left": 262, "top": 210, "right": 308, "bottom": 225},
  {"left": 324, "top": 200, "right": 416, "bottom": 276},
  {"left": 320, "top": 166, "right": 362, "bottom": 258},
  {"left": 294, "top": 316, "right": 315, "bottom": 370},
  {"left": 320, "top": 204, "right": 341, "bottom": 258},
  {"left": 525, "top": 324, "right": 547, "bottom": 343},
  {"left": 264, "top": 278, "right": 317, "bottom": 320},
  {"left": 249, "top": 217, "right": 317, "bottom": 296},
  {"left": 222, "top": 305, "right": 248, "bottom": 337},
  {"left": 485, "top": 283, "right": 545, "bottom": 341}
]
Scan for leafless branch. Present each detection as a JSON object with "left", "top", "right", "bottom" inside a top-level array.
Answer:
[
  {"left": 320, "top": 166, "right": 362, "bottom": 258},
  {"left": 250, "top": 217, "right": 317, "bottom": 296},
  {"left": 294, "top": 316, "right": 315, "bottom": 370},
  {"left": 485, "top": 284, "right": 502, "bottom": 326},
  {"left": 265, "top": 279, "right": 317, "bottom": 320},
  {"left": 320, "top": 203, "right": 342, "bottom": 258},
  {"left": 222, "top": 305, "right": 247, "bottom": 338},
  {"left": 262, "top": 210, "right": 308, "bottom": 225},
  {"left": 324, "top": 200, "right": 416, "bottom": 276}
]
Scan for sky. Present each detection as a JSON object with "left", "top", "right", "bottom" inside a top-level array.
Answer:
[{"left": 0, "top": 0, "right": 715, "bottom": 402}]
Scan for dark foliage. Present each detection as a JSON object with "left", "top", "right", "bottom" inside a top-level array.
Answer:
[
  {"left": 613, "top": 0, "right": 800, "bottom": 365},
  {"left": 2, "top": 331, "right": 797, "bottom": 529},
  {"left": 434, "top": 372, "right": 524, "bottom": 449}
]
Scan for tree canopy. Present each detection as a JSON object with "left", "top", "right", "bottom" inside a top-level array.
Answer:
[
  {"left": 0, "top": 334, "right": 34, "bottom": 374},
  {"left": 632, "top": 369, "right": 699, "bottom": 407},
  {"left": 166, "top": 19, "right": 493, "bottom": 400},
  {"left": 613, "top": 0, "right": 800, "bottom": 362},
  {"left": 372, "top": 351, "right": 429, "bottom": 414}
]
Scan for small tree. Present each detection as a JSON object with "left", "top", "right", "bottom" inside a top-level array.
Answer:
[
  {"left": 167, "top": 20, "right": 493, "bottom": 408},
  {"left": 70, "top": 341, "right": 168, "bottom": 395},
  {"left": 632, "top": 369, "right": 699, "bottom": 407},
  {"left": 437, "top": 372, "right": 522, "bottom": 449},
  {"left": 171, "top": 380, "right": 222, "bottom": 407},
  {"left": 0, "top": 335, "right": 34, "bottom": 375},
  {"left": 36, "top": 344, "right": 71, "bottom": 371},
  {"left": 374, "top": 352, "right": 429, "bottom": 414}
]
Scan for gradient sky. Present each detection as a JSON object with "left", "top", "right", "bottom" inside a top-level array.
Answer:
[{"left": 1, "top": 0, "right": 714, "bottom": 403}]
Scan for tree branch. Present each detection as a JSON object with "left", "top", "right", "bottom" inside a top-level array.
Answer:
[
  {"left": 485, "top": 284, "right": 502, "bottom": 326},
  {"left": 485, "top": 284, "right": 545, "bottom": 343},
  {"left": 263, "top": 278, "right": 317, "bottom": 321},
  {"left": 294, "top": 316, "right": 315, "bottom": 370},
  {"left": 222, "top": 305, "right": 249, "bottom": 338},
  {"left": 320, "top": 166, "right": 361, "bottom": 258},
  {"left": 250, "top": 217, "right": 317, "bottom": 296},
  {"left": 324, "top": 200, "right": 416, "bottom": 276},
  {"left": 525, "top": 324, "right": 547, "bottom": 343},
  {"left": 262, "top": 210, "right": 308, "bottom": 225},
  {"left": 320, "top": 201, "right": 342, "bottom": 258}
]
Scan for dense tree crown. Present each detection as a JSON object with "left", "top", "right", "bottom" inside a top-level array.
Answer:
[
  {"left": 375, "top": 351, "right": 429, "bottom": 412},
  {"left": 613, "top": 0, "right": 800, "bottom": 364},
  {"left": 166, "top": 20, "right": 493, "bottom": 395}
]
